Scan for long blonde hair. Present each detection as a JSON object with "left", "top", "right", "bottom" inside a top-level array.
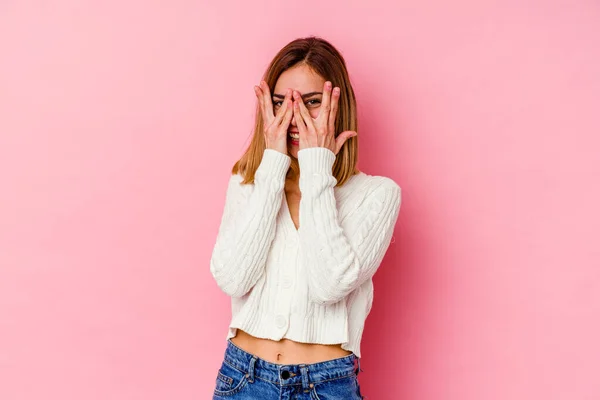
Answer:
[{"left": 232, "top": 36, "right": 360, "bottom": 186}]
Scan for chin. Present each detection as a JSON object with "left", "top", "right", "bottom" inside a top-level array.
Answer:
[{"left": 287, "top": 143, "right": 299, "bottom": 159}]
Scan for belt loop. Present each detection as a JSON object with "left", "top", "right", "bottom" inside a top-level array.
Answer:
[
  {"left": 355, "top": 357, "right": 363, "bottom": 376},
  {"left": 299, "top": 364, "right": 310, "bottom": 393},
  {"left": 247, "top": 356, "right": 257, "bottom": 383}
]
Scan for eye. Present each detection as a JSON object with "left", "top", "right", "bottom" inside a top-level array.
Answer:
[
  {"left": 273, "top": 100, "right": 283, "bottom": 108},
  {"left": 305, "top": 99, "right": 321, "bottom": 107}
]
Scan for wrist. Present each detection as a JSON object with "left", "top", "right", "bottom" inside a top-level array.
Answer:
[
  {"left": 265, "top": 143, "right": 288, "bottom": 156},
  {"left": 297, "top": 147, "right": 336, "bottom": 175}
]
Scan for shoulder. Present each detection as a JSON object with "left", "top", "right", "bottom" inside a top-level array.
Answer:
[
  {"left": 224, "top": 172, "right": 245, "bottom": 190},
  {"left": 224, "top": 172, "right": 254, "bottom": 198},
  {"left": 229, "top": 172, "right": 245, "bottom": 184},
  {"left": 340, "top": 171, "right": 401, "bottom": 198},
  {"left": 336, "top": 171, "right": 401, "bottom": 213}
]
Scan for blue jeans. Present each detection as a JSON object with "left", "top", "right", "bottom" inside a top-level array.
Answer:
[{"left": 212, "top": 339, "right": 365, "bottom": 399}]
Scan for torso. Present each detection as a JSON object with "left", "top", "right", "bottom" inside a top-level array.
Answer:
[
  {"left": 229, "top": 178, "right": 353, "bottom": 364},
  {"left": 284, "top": 182, "right": 301, "bottom": 229},
  {"left": 230, "top": 329, "right": 352, "bottom": 364}
]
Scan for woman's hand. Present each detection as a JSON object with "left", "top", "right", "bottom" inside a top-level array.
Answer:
[
  {"left": 292, "top": 81, "right": 357, "bottom": 155},
  {"left": 254, "top": 81, "right": 293, "bottom": 155}
]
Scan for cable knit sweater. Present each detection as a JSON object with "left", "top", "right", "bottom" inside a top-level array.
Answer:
[{"left": 209, "top": 147, "right": 401, "bottom": 358}]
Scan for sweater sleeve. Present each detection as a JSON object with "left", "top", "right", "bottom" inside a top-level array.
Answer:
[
  {"left": 210, "top": 149, "right": 291, "bottom": 297},
  {"left": 297, "top": 147, "right": 401, "bottom": 306}
]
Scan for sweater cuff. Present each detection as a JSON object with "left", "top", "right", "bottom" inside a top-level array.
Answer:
[
  {"left": 297, "top": 147, "right": 336, "bottom": 175},
  {"left": 255, "top": 149, "right": 291, "bottom": 183}
]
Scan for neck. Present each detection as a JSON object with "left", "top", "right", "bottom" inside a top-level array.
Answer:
[{"left": 285, "top": 170, "right": 300, "bottom": 191}]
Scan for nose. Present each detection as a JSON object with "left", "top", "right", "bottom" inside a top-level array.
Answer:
[{"left": 290, "top": 114, "right": 297, "bottom": 127}]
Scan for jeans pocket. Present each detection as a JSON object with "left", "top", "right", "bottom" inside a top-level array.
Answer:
[
  {"left": 310, "top": 375, "right": 362, "bottom": 400},
  {"left": 213, "top": 361, "right": 249, "bottom": 397},
  {"left": 215, "top": 370, "right": 234, "bottom": 392}
]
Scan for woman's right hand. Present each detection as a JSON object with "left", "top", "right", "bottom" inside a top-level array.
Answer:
[{"left": 254, "top": 81, "right": 293, "bottom": 155}]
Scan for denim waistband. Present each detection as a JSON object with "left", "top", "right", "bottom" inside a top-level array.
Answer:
[{"left": 223, "top": 339, "right": 360, "bottom": 386}]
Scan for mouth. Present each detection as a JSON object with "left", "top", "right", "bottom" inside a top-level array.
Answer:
[{"left": 288, "top": 131, "right": 299, "bottom": 146}]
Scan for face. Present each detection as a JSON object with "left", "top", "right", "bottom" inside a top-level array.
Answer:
[{"left": 272, "top": 64, "right": 326, "bottom": 159}]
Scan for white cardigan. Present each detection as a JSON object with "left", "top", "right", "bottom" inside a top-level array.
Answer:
[{"left": 210, "top": 147, "right": 401, "bottom": 358}]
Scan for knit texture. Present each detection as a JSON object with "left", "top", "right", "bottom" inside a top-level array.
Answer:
[{"left": 210, "top": 147, "right": 401, "bottom": 358}]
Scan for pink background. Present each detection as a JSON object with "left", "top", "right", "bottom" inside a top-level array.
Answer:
[{"left": 1, "top": 1, "right": 599, "bottom": 399}]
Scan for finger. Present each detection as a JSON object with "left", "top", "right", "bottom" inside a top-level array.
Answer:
[
  {"left": 328, "top": 86, "right": 340, "bottom": 136},
  {"left": 319, "top": 81, "right": 332, "bottom": 124},
  {"left": 293, "top": 99, "right": 308, "bottom": 136},
  {"left": 260, "top": 81, "right": 275, "bottom": 121},
  {"left": 334, "top": 130, "right": 357, "bottom": 154},
  {"left": 274, "top": 89, "right": 292, "bottom": 126},
  {"left": 293, "top": 90, "right": 315, "bottom": 133},
  {"left": 279, "top": 98, "right": 294, "bottom": 130},
  {"left": 254, "top": 85, "right": 266, "bottom": 119}
]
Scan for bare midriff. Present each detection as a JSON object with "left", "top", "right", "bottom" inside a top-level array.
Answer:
[{"left": 230, "top": 329, "right": 353, "bottom": 364}]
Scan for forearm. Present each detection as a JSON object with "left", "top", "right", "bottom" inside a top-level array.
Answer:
[
  {"left": 298, "top": 147, "right": 401, "bottom": 305},
  {"left": 210, "top": 149, "right": 290, "bottom": 297}
]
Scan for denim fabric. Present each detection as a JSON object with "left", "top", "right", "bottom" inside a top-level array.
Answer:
[{"left": 212, "top": 339, "right": 365, "bottom": 399}]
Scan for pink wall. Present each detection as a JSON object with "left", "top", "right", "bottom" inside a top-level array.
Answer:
[{"left": 1, "top": 1, "right": 599, "bottom": 399}]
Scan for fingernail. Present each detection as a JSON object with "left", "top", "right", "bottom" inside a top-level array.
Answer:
[
  {"left": 326, "top": 81, "right": 332, "bottom": 89},
  {"left": 334, "top": 87, "right": 340, "bottom": 94}
]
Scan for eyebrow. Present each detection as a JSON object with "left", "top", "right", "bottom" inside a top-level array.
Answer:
[{"left": 272, "top": 91, "right": 322, "bottom": 99}]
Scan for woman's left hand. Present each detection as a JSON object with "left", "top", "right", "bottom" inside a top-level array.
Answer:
[{"left": 293, "top": 81, "right": 357, "bottom": 155}]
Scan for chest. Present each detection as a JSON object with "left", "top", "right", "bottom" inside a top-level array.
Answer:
[{"left": 284, "top": 189, "right": 301, "bottom": 230}]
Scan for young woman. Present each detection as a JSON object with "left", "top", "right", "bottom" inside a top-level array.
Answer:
[{"left": 210, "top": 36, "right": 401, "bottom": 399}]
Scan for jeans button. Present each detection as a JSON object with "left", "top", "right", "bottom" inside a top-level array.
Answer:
[{"left": 281, "top": 370, "right": 290, "bottom": 379}]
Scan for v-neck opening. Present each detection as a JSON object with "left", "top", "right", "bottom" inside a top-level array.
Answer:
[{"left": 282, "top": 192, "right": 300, "bottom": 234}]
